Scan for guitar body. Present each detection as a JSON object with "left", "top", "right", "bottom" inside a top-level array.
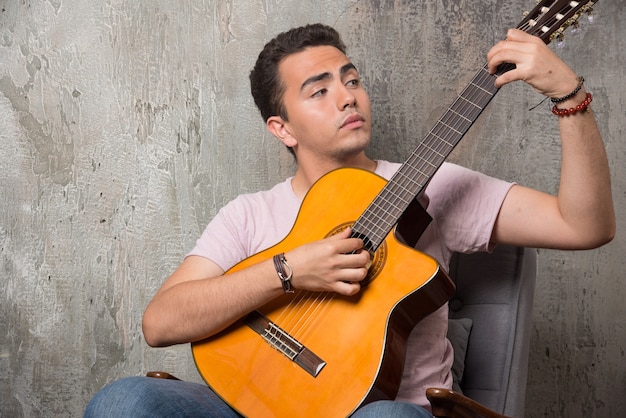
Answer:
[{"left": 192, "top": 168, "right": 455, "bottom": 417}]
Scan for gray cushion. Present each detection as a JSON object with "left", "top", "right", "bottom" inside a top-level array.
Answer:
[{"left": 447, "top": 317, "right": 473, "bottom": 393}]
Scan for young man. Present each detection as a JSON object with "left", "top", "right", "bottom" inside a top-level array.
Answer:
[{"left": 85, "top": 24, "right": 614, "bottom": 417}]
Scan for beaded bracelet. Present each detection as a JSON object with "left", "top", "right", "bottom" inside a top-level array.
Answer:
[
  {"left": 551, "top": 76, "right": 585, "bottom": 104},
  {"left": 551, "top": 92, "right": 593, "bottom": 117},
  {"left": 273, "top": 253, "right": 294, "bottom": 293}
]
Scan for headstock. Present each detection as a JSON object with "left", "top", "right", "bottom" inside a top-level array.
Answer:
[{"left": 518, "top": 0, "right": 598, "bottom": 44}]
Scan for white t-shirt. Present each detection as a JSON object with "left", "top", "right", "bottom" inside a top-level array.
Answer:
[{"left": 189, "top": 160, "right": 513, "bottom": 408}]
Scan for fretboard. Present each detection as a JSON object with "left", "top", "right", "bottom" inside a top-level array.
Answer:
[
  {"left": 351, "top": 0, "right": 598, "bottom": 252},
  {"left": 352, "top": 63, "right": 512, "bottom": 252}
]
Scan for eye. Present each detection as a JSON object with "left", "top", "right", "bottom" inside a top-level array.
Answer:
[
  {"left": 346, "top": 78, "right": 360, "bottom": 88},
  {"left": 311, "top": 88, "right": 327, "bottom": 98}
]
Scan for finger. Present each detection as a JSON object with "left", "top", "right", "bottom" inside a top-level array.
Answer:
[
  {"left": 333, "top": 279, "right": 362, "bottom": 296},
  {"left": 325, "top": 227, "right": 363, "bottom": 248},
  {"left": 487, "top": 29, "right": 538, "bottom": 74},
  {"left": 330, "top": 226, "right": 353, "bottom": 240},
  {"left": 487, "top": 42, "right": 527, "bottom": 71},
  {"left": 494, "top": 69, "right": 518, "bottom": 88},
  {"left": 338, "top": 249, "right": 371, "bottom": 269},
  {"left": 344, "top": 266, "right": 370, "bottom": 282},
  {"left": 505, "top": 28, "right": 540, "bottom": 44},
  {"left": 486, "top": 39, "right": 506, "bottom": 68},
  {"left": 487, "top": 46, "right": 515, "bottom": 75},
  {"left": 329, "top": 231, "right": 367, "bottom": 255}
]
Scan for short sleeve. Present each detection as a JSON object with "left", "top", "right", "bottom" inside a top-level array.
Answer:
[{"left": 424, "top": 163, "right": 514, "bottom": 254}]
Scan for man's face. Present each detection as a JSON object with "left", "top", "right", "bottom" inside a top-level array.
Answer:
[{"left": 274, "top": 45, "right": 372, "bottom": 162}]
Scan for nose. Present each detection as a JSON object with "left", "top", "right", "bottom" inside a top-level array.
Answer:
[{"left": 337, "top": 85, "right": 356, "bottom": 110}]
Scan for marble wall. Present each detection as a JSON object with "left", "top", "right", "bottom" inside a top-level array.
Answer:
[{"left": 1, "top": 1, "right": 624, "bottom": 416}]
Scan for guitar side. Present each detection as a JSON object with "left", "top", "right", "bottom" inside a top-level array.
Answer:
[{"left": 191, "top": 168, "right": 454, "bottom": 417}]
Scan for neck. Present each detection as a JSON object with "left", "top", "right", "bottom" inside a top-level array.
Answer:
[{"left": 290, "top": 153, "right": 376, "bottom": 199}]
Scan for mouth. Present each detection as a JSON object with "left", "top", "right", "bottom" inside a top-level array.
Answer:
[{"left": 341, "top": 113, "right": 365, "bottom": 129}]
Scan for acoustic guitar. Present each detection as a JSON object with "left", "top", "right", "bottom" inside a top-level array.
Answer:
[{"left": 192, "top": 1, "right": 598, "bottom": 416}]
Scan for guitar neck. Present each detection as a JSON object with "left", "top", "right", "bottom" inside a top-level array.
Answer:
[
  {"left": 352, "top": 0, "right": 598, "bottom": 252},
  {"left": 353, "top": 63, "right": 506, "bottom": 252}
]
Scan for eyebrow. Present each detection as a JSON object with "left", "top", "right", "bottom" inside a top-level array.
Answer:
[{"left": 300, "top": 63, "right": 358, "bottom": 92}]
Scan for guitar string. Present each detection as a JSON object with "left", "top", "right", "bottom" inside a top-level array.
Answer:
[
  {"left": 357, "top": 66, "right": 496, "bottom": 249},
  {"left": 275, "top": 289, "right": 317, "bottom": 325},
  {"left": 364, "top": 0, "right": 584, "bottom": 238},
  {"left": 361, "top": 0, "right": 584, "bottom": 241},
  {"left": 357, "top": 38, "right": 532, "bottom": 247},
  {"left": 275, "top": 288, "right": 335, "bottom": 341},
  {"left": 289, "top": 291, "right": 335, "bottom": 341},
  {"left": 355, "top": 5, "right": 580, "bottom": 253},
  {"left": 272, "top": 289, "right": 310, "bottom": 336},
  {"left": 356, "top": 0, "right": 577, "bottom": 235},
  {"left": 358, "top": 83, "right": 478, "bottom": 246}
]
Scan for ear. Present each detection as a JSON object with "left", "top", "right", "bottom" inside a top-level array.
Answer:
[{"left": 267, "top": 116, "right": 298, "bottom": 149}]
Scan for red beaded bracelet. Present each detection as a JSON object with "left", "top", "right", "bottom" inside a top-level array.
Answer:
[{"left": 551, "top": 92, "right": 593, "bottom": 117}]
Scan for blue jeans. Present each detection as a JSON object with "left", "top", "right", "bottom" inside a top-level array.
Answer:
[
  {"left": 84, "top": 376, "right": 432, "bottom": 417},
  {"left": 352, "top": 400, "right": 433, "bottom": 417}
]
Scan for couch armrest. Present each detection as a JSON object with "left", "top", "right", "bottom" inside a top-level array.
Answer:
[
  {"left": 426, "top": 388, "right": 512, "bottom": 418},
  {"left": 146, "top": 371, "right": 181, "bottom": 380}
]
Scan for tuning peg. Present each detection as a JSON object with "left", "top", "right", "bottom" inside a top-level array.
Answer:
[
  {"left": 550, "top": 25, "right": 566, "bottom": 44},
  {"left": 583, "top": 3, "right": 595, "bottom": 24}
]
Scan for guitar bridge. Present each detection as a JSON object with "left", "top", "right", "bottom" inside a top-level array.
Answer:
[{"left": 245, "top": 310, "right": 326, "bottom": 377}]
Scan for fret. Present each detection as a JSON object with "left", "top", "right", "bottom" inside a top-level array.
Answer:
[
  {"left": 452, "top": 95, "right": 488, "bottom": 120},
  {"left": 365, "top": 201, "right": 406, "bottom": 226},
  {"left": 384, "top": 184, "right": 416, "bottom": 204},
  {"left": 468, "top": 80, "right": 494, "bottom": 97},
  {"left": 419, "top": 144, "right": 446, "bottom": 160},
  {"left": 446, "top": 107, "right": 473, "bottom": 124},
  {"left": 393, "top": 166, "right": 428, "bottom": 192},
  {"left": 434, "top": 120, "right": 463, "bottom": 137},
  {"left": 457, "top": 95, "right": 483, "bottom": 111},
  {"left": 426, "top": 130, "right": 455, "bottom": 149},
  {"left": 359, "top": 215, "right": 394, "bottom": 240}
]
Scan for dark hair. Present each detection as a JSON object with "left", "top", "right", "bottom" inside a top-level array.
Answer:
[{"left": 249, "top": 23, "right": 347, "bottom": 123}]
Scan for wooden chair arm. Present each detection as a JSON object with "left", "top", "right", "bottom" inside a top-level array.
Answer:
[
  {"left": 146, "top": 371, "right": 181, "bottom": 380},
  {"left": 426, "top": 388, "right": 512, "bottom": 418}
]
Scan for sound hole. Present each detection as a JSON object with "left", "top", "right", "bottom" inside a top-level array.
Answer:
[{"left": 325, "top": 222, "right": 387, "bottom": 284}]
